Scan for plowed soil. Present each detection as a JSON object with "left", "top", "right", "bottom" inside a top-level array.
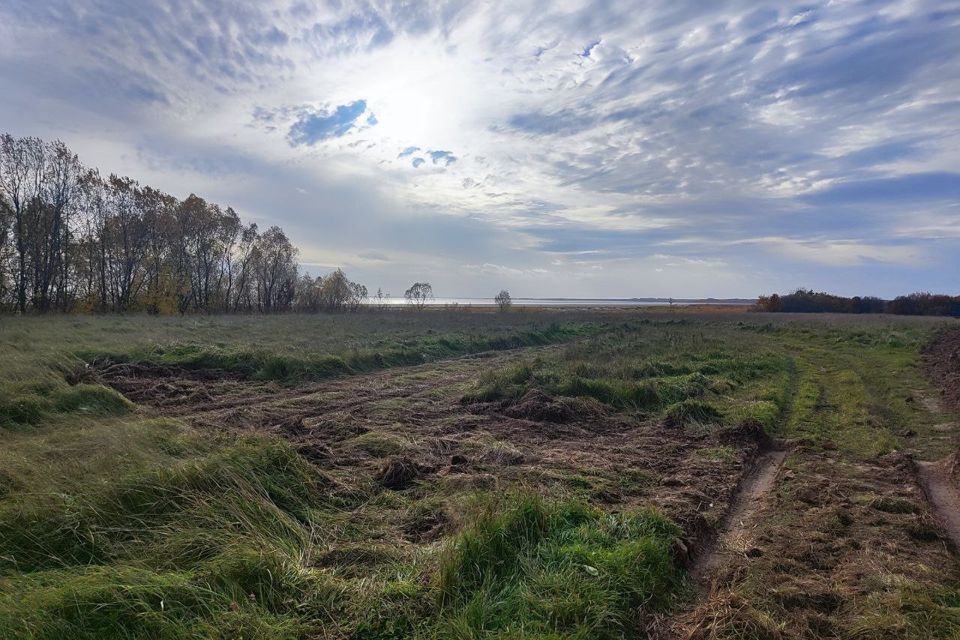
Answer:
[
  {"left": 659, "top": 448, "right": 960, "bottom": 639},
  {"left": 923, "top": 328, "right": 960, "bottom": 412},
  {"left": 87, "top": 349, "right": 769, "bottom": 553}
]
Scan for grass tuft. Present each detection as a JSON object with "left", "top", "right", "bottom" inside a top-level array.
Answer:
[
  {"left": 434, "top": 494, "right": 682, "bottom": 637},
  {"left": 665, "top": 400, "right": 724, "bottom": 428}
]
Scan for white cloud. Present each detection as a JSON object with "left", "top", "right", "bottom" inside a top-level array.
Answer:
[{"left": 1, "top": 0, "right": 958, "bottom": 296}]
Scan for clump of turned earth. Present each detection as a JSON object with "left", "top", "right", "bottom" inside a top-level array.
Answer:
[
  {"left": 922, "top": 328, "right": 960, "bottom": 411},
  {"left": 83, "top": 345, "right": 773, "bottom": 561},
  {"left": 502, "top": 389, "right": 576, "bottom": 423},
  {"left": 377, "top": 455, "right": 423, "bottom": 490}
]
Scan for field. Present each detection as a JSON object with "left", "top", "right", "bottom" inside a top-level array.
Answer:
[{"left": 0, "top": 310, "right": 958, "bottom": 639}]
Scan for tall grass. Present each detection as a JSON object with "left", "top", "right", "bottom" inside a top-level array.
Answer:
[
  {"left": 465, "top": 323, "right": 795, "bottom": 428},
  {"left": 0, "top": 438, "right": 328, "bottom": 639},
  {"left": 1, "top": 311, "right": 955, "bottom": 638},
  {"left": 433, "top": 494, "right": 682, "bottom": 638},
  {"left": 83, "top": 321, "right": 597, "bottom": 384}
]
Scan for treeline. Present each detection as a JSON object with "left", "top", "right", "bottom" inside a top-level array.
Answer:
[
  {"left": 0, "top": 133, "right": 367, "bottom": 314},
  {"left": 756, "top": 289, "right": 960, "bottom": 317}
]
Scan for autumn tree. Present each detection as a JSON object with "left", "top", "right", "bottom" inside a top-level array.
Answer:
[
  {"left": 0, "top": 132, "right": 368, "bottom": 316},
  {"left": 253, "top": 226, "right": 298, "bottom": 313}
]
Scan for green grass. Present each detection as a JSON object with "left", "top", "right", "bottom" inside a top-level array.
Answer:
[
  {"left": 0, "top": 437, "right": 328, "bottom": 639},
  {"left": 0, "top": 312, "right": 604, "bottom": 430},
  {"left": 465, "top": 321, "right": 795, "bottom": 429},
  {"left": 79, "top": 322, "right": 598, "bottom": 385},
  {"left": 0, "top": 311, "right": 957, "bottom": 638},
  {"left": 434, "top": 494, "right": 681, "bottom": 639}
]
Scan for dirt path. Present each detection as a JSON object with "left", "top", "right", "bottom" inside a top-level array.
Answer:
[
  {"left": 650, "top": 445, "right": 789, "bottom": 639},
  {"left": 917, "top": 457, "right": 960, "bottom": 550},
  {"left": 88, "top": 339, "right": 781, "bottom": 559},
  {"left": 689, "top": 447, "right": 789, "bottom": 586},
  {"left": 89, "top": 347, "right": 535, "bottom": 419}
]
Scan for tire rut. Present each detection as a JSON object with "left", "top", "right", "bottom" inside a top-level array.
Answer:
[
  {"left": 916, "top": 457, "right": 960, "bottom": 551},
  {"left": 688, "top": 445, "right": 790, "bottom": 589}
]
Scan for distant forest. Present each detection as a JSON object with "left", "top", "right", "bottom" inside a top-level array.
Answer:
[
  {"left": 0, "top": 133, "right": 371, "bottom": 314},
  {"left": 757, "top": 289, "right": 960, "bottom": 317}
]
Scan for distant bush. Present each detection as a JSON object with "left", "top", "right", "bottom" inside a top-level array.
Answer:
[{"left": 756, "top": 289, "right": 960, "bottom": 317}]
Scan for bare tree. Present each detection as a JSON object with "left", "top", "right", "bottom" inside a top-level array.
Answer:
[
  {"left": 0, "top": 132, "right": 373, "bottom": 316},
  {"left": 319, "top": 268, "right": 353, "bottom": 311},
  {"left": 229, "top": 223, "right": 259, "bottom": 312},
  {"left": 374, "top": 287, "right": 389, "bottom": 311},
  {"left": 253, "top": 226, "right": 298, "bottom": 313},
  {"left": 404, "top": 282, "right": 433, "bottom": 310},
  {"left": 33, "top": 141, "right": 82, "bottom": 311},
  {"left": 294, "top": 269, "right": 368, "bottom": 313},
  {"left": 0, "top": 135, "right": 45, "bottom": 313},
  {"left": 0, "top": 185, "right": 10, "bottom": 302},
  {"left": 105, "top": 175, "right": 150, "bottom": 311},
  {"left": 494, "top": 289, "right": 512, "bottom": 311},
  {"left": 348, "top": 281, "right": 368, "bottom": 311}
]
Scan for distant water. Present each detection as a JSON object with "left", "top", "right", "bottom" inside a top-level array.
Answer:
[{"left": 365, "top": 297, "right": 751, "bottom": 307}]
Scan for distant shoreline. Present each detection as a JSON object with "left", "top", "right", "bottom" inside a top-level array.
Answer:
[{"left": 366, "top": 297, "right": 755, "bottom": 307}]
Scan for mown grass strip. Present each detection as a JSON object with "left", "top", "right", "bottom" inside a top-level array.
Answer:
[{"left": 81, "top": 322, "right": 600, "bottom": 385}]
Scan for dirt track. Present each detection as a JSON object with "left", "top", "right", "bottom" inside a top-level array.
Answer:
[
  {"left": 86, "top": 339, "right": 960, "bottom": 638},
  {"left": 689, "top": 446, "right": 790, "bottom": 586},
  {"left": 87, "top": 348, "right": 774, "bottom": 549},
  {"left": 923, "top": 328, "right": 960, "bottom": 412},
  {"left": 917, "top": 456, "right": 960, "bottom": 550}
]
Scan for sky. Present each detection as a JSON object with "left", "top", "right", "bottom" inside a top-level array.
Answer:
[{"left": 1, "top": 0, "right": 958, "bottom": 299}]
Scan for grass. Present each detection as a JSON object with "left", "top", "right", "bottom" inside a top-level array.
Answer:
[
  {"left": 434, "top": 494, "right": 681, "bottom": 639},
  {"left": 0, "top": 437, "right": 327, "bottom": 639},
  {"left": 77, "top": 321, "right": 598, "bottom": 385},
  {"left": 0, "top": 312, "right": 603, "bottom": 430},
  {"left": 0, "top": 310, "right": 957, "bottom": 638},
  {"left": 465, "top": 320, "right": 794, "bottom": 429}
]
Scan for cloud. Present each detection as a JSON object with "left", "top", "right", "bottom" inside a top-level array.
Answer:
[
  {"left": 507, "top": 110, "right": 594, "bottom": 136},
  {"left": 287, "top": 100, "right": 369, "bottom": 145},
  {"left": 757, "top": 238, "right": 922, "bottom": 267},
  {"left": 579, "top": 38, "right": 602, "bottom": 59},
  {"left": 2, "top": 0, "right": 958, "bottom": 297},
  {"left": 428, "top": 150, "right": 456, "bottom": 166}
]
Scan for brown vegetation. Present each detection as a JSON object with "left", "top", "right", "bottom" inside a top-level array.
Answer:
[{"left": 85, "top": 344, "right": 773, "bottom": 556}]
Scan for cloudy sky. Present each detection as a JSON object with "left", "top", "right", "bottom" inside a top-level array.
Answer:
[{"left": 2, "top": 1, "right": 958, "bottom": 298}]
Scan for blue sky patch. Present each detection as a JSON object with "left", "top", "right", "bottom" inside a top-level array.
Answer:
[
  {"left": 287, "top": 100, "right": 368, "bottom": 146},
  {"left": 429, "top": 150, "right": 456, "bottom": 166}
]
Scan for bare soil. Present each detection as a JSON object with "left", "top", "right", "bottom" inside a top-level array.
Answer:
[
  {"left": 917, "top": 456, "right": 960, "bottom": 550},
  {"left": 688, "top": 446, "right": 790, "bottom": 587},
  {"left": 919, "top": 327, "right": 960, "bottom": 551},
  {"left": 923, "top": 328, "right": 960, "bottom": 412},
  {"left": 86, "top": 348, "right": 771, "bottom": 552},
  {"left": 659, "top": 449, "right": 960, "bottom": 639}
]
